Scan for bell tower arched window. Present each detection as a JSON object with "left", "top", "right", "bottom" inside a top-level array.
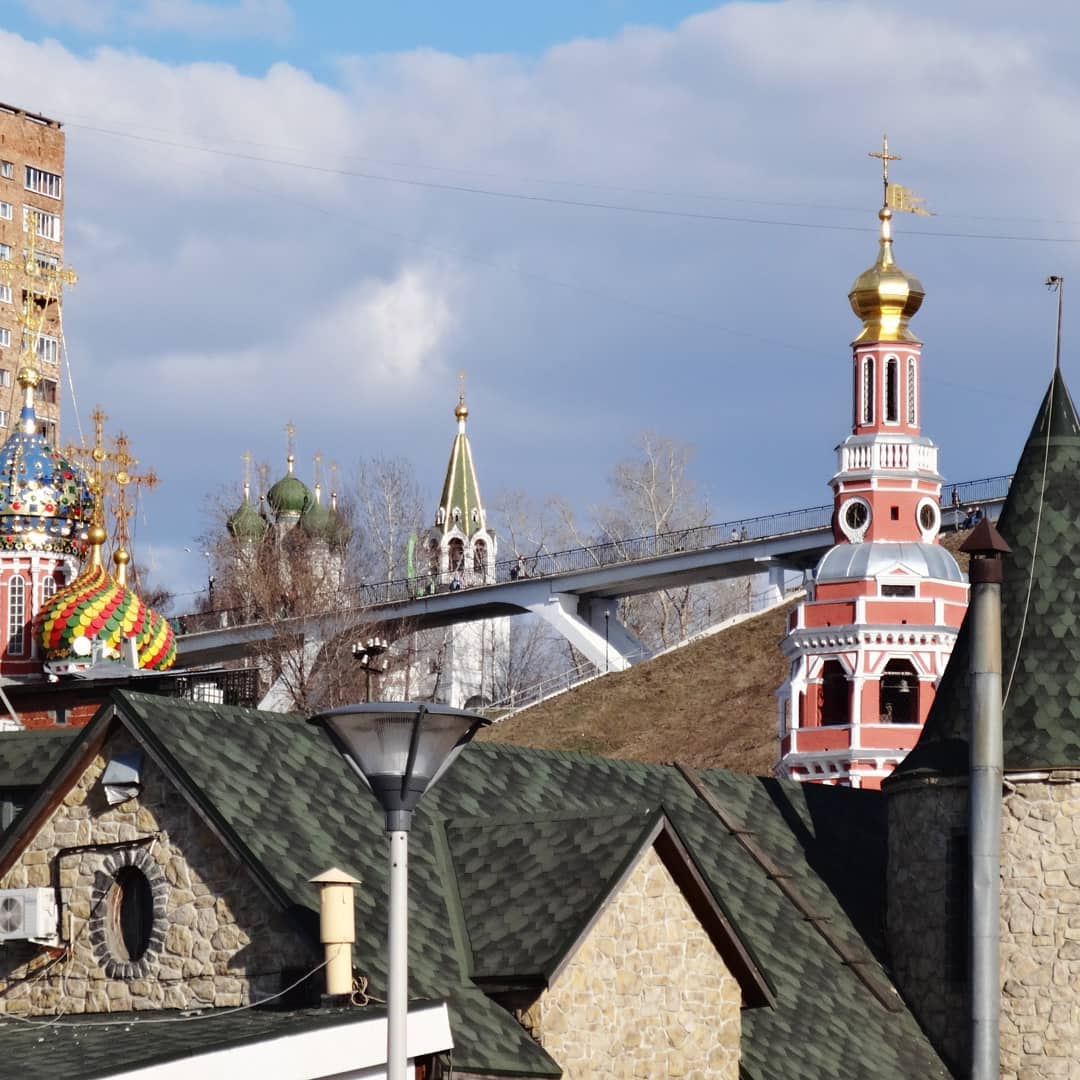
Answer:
[
  {"left": 7, "top": 575, "right": 25, "bottom": 656},
  {"left": 861, "top": 357, "right": 875, "bottom": 425},
  {"left": 473, "top": 539, "right": 488, "bottom": 576},
  {"left": 880, "top": 659, "right": 918, "bottom": 724},
  {"left": 907, "top": 356, "right": 918, "bottom": 425},
  {"left": 885, "top": 356, "right": 899, "bottom": 423},
  {"left": 819, "top": 660, "right": 849, "bottom": 726},
  {"left": 448, "top": 538, "right": 465, "bottom": 573}
]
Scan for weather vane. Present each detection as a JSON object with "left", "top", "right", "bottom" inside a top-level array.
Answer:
[{"left": 869, "top": 134, "right": 933, "bottom": 217}]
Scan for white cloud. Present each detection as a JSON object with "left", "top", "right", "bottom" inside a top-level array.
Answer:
[
  {"left": 2, "top": 3, "right": 1080, "bottom": 581},
  {"left": 128, "top": 0, "right": 293, "bottom": 40}
]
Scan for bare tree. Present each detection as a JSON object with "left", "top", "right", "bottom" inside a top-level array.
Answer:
[{"left": 349, "top": 456, "right": 426, "bottom": 584}]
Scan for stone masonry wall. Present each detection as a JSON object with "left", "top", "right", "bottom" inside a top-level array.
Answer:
[
  {"left": 518, "top": 845, "right": 741, "bottom": 1080},
  {"left": 886, "top": 779, "right": 968, "bottom": 1074},
  {"left": 999, "top": 775, "right": 1080, "bottom": 1080},
  {"left": 0, "top": 728, "right": 317, "bottom": 1014}
]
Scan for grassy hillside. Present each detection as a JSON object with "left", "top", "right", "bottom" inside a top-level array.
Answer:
[{"left": 482, "top": 528, "right": 974, "bottom": 774}]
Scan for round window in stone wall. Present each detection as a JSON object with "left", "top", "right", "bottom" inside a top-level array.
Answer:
[{"left": 88, "top": 846, "right": 167, "bottom": 979}]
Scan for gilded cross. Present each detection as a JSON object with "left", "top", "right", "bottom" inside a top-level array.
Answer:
[
  {"left": 869, "top": 134, "right": 902, "bottom": 201},
  {"left": 458, "top": 370, "right": 466, "bottom": 405}
]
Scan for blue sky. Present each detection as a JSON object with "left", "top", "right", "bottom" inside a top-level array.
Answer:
[
  {"left": 1, "top": 0, "right": 1079, "bottom": 604},
  {"left": 8, "top": 1, "right": 721, "bottom": 77}
]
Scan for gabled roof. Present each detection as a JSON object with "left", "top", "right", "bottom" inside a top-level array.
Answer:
[
  {"left": 0, "top": 727, "right": 75, "bottom": 788},
  {"left": 0, "top": 691, "right": 949, "bottom": 1078},
  {"left": 893, "top": 367, "right": 1080, "bottom": 779}
]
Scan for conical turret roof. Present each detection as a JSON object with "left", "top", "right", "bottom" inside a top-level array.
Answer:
[
  {"left": 436, "top": 393, "right": 485, "bottom": 536},
  {"left": 891, "top": 366, "right": 1080, "bottom": 779}
]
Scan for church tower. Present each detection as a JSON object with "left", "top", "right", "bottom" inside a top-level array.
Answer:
[{"left": 776, "top": 142, "right": 968, "bottom": 789}]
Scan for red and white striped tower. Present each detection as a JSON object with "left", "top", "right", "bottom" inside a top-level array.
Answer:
[{"left": 776, "top": 143, "right": 969, "bottom": 789}]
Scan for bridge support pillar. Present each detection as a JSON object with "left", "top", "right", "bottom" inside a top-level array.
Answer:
[
  {"left": 765, "top": 565, "right": 787, "bottom": 608},
  {"left": 528, "top": 593, "right": 640, "bottom": 673},
  {"left": 258, "top": 634, "right": 325, "bottom": 711}
]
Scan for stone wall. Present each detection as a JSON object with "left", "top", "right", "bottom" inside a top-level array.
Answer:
[
  {"left": 999, "top": 775, "right": 1080, "bottom": 1080},
  {"left": 0, "top": 727, "right": 317, "bottom": 1014},
  {"left": 886, "top": 778, "right": 968, "bottom": 1073},
  {"left": 517, "top": 845, "right": 741, "bottom": 1080}
]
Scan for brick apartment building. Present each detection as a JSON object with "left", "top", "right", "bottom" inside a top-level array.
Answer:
[{"left": 0, "top": 101, "right": 65, "bottom": 444}]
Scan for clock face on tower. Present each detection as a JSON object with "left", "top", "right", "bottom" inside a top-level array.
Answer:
[{"left": 839, "top": 497, "right": 872, "bottom": 541}]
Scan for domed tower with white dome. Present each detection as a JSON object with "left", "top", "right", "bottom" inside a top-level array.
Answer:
[
  {"left": 0, "top": 366, "right": 94, "bottom": 681},
  {"left": 775, "top": 143, "right": 969, "bottom": 789}
]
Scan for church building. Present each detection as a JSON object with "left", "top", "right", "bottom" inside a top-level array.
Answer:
[{"left": 776, "top": 171, "right": 968, "bottom": 789}]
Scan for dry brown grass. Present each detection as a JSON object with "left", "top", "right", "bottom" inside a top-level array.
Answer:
[
  {"left": 482, "top": 530, "right": 975, "bottom": 774},
  {"left": 481, "top": 600, "right": 798, "bottom": 774}
]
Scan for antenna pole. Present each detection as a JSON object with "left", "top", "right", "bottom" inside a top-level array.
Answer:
[{"left": 1047, "top": 276, "right": 1064, "bottom": 371}]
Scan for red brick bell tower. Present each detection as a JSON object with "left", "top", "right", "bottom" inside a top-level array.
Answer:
[{"left": 775, "top": 142, "right": 969, "bottom": 789}]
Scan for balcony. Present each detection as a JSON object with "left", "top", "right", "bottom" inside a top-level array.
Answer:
[{"left": 835, "top": 438, "right": 938, "bottom": 476}]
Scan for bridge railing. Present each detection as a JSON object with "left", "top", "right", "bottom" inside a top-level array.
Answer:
[{"left": 174, "top": 473, "right": 1014, "bottom": 636}]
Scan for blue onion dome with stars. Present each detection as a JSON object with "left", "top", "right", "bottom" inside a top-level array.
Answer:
[{"left": 0, "top": 367, "right": 93, "bottom": 556}]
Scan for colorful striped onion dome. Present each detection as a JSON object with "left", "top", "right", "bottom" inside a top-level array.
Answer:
[
  {"left": 0, "top": 369, "right": 93, "bottom": 557},
  {"left": 37, "top": 563, "right": 176, "bottom": 670}
]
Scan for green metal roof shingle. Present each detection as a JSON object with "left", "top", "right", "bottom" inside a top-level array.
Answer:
[
  {"left": 13, "top": 691, "right": 947, "bottom": 1079},
  {"left": 894, "top": 367, "right": 1080, "bottom": 778}
]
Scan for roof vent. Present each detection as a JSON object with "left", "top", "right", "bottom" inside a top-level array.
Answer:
[{"left": 101, "top": 750, "right": 144, "bottom": 805}]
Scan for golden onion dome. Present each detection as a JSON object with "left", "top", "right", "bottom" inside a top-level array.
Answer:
[
  {"left": 848, "top": 207, "right": 924, "bottom": 344},
  {"left": 455, "top": 397, "right": 469, "bottom": 421}
]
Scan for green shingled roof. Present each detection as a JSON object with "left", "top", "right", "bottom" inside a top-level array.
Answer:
[
  {"left": 893, "top": 367, "right": 1080, "bottom": 779},
  {"left": 0, "top": 692, "right": 949, "bottom": 1079},
  {"left": 447, "top": 807, "right": 661, "bottom": 980},
  {"left": 0, "top": 727, "right": 76, "bottom": 788},
  {"left": 436, "top": 416, "right": 485, "bottom": 536}
]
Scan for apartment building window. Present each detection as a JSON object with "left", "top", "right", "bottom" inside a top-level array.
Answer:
[
  {"left": 28, "top": 250, "right": 58, "bottom": 272},
  {"left": 0, "top": 202, "right": 11, "bottom": 221},
  {"left": 0, "top": 366, "right": 10, "bottom": 383},
  {"left": 0, "top": 163, "right": 12, "bottom": 180},
  {"left": 0, "top": 244, "right": 10, "bottom": 261},
  {"left": 0, "top": 286, "right": 10, "bottom": 304},
  {"left": 0, "top": 411, "right": 10, "bottom": 429},
  {"left": 38, "top": 419, "right": 55, "bottom": 442},
  {"left": 24, "top": 332, "right": 58, "bottom": 365},
  {"left": 23, "top": 206, "right": 61, "bottom": 242},
  {"left": 34, "top": 378, "right": 58, "bottom": 405},
  {"left": 0, "top": 332, "right": 9, "bottom": 349},
  {"left": 24, "top": 166, "right": 61, "bottom": 200}
]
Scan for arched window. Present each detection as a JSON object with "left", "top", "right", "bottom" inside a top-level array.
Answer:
[
  {"left": 42, "top": 574, "right": 57, "bottom": 604},
  {"left": 448, "top": 537, "right": 465, "bottom": 572},
  {"left": 819, "top": 660, "right": 849, "bottom": 726},
  {"left": 907, "top": 356, "right": 917, "bottom": 425},
  {"left": 7, "top": 575, "right": 25, "bottom": 656},
  {"left": 473, "top": 539, "right": 488, "bottom": 575},
  {"left": 880, "top": 659, "right": 918, "bottom": 724},
  {"left": 861, "top": 357, "right": 875, "bottom": 424},
  {"left": 885, "top": 356, "right": 899, "bottom": 423}
]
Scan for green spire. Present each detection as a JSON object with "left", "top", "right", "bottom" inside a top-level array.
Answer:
[
  {"left": 891, "top": 367, "right": 1080, "bottom": 779},
  {"left": 436, "top": 393, "right": 485, "bottom": 536}
]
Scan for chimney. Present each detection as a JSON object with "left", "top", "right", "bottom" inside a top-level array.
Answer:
[
  {"left": 960, "top": 518, "right": 1009, "bottom": 1078},
  {"left": 310, "top": 867, "right": 361, "bottom": 1001}
]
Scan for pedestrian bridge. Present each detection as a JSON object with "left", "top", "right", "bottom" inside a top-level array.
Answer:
[{"left": 175, "top": 474, "right": 1009, "bottom": 672}]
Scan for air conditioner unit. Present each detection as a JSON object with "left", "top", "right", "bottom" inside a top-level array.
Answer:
[{"left": 0, "top": 888, "right": 57, "bottom": 942}]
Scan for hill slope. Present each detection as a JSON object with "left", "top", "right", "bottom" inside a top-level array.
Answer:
[
  {"left": 481, "top": 600, "right": 796, "bottom": 773},
  {"left": 482, "top": 528, "right": 974, "bottom": 774}
]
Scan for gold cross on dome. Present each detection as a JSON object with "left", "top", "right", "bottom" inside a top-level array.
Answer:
[
  {"left": 458, "top": 370, "right": 466, "bottom": 405},
  {"left": 285, "top": 421, "right": 296, "bottom": 458},
  {"left": 869, "top": 134, "right": 902, "bottom": 187}
]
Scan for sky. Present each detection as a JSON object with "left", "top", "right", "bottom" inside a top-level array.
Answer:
[{"left": 2, "top": 0, "right": 1079, "bottom": 607}]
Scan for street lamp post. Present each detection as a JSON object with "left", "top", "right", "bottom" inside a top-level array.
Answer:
[
  {"left": 352, "top": 638, "right": 390, "bottom": 702},
  {"left": 309, "top": 702, "right": 489, "bottom": 1080}
]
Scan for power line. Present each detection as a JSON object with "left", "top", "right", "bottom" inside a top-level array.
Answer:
[{"left": 67, "top": 121, "right": 1080, "bottom": 245}]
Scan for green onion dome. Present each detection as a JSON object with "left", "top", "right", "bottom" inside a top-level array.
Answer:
[
  {"left": 266, "top": 454, "right": 312, "bottom": 521},
  {"left": 227, "top": 496, "right": 268, "bottom": 541}
]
